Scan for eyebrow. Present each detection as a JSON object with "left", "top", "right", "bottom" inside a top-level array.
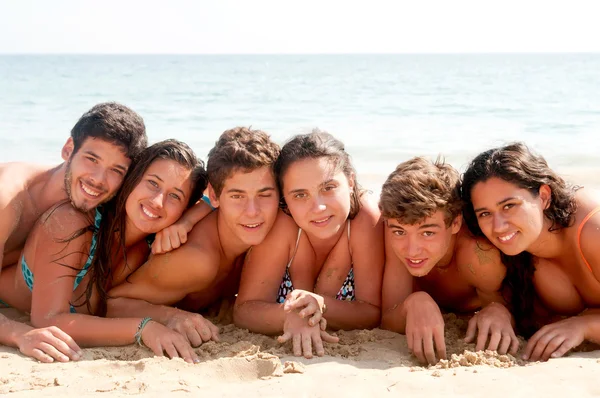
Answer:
[
  {"left": 84, "top": 150, "right": 128, "bottom": 173},
  {"left": 418, "top": 224, "right": 442, "bottom": 229},
  {"left": 474, "top": 196, "right": 517, "bottom": 213},
  {"left": 226, "top": 186, "right": 276, "bottom": 194},
  {"left": 287, "top": 179, "right": 336, "bottom": 195}
]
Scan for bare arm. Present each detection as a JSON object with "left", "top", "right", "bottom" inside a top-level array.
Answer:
[
  {"left": 0, "top": 194, "right": 19, "bottom": 270},
  {"left": 109, "top": 242, "right": 219, "bottom": 306},
  {"left": 233, "top": 213, "right": 295, "bottom": 335}
]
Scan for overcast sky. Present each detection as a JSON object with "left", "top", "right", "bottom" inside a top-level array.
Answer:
[{"left": 0, "top": 0, "right": 598, "bottom": 54}]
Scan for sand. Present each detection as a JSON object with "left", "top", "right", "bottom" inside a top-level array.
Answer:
[{"left": 2, "top": 308, "right": 600, "bottom": 397}]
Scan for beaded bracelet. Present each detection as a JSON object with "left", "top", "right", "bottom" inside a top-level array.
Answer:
[{"left": 134, "top": 317, "right": 152, "bottom": 346}]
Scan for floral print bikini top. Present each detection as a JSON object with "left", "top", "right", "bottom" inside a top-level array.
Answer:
[{"left": 276, "top": 222, "right": 356, "bottom": 303}]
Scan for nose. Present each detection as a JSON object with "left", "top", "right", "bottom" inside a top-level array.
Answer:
[
  {"left": 150, "top": 192, "right": 165, "bottom": 209},
  {"left": 311, "top": 194, "right": 327, "bottom": 213},
  {"left": 245, "top": 197, "right": 260, "bottom": 217},
  {"left": 88, "top": 168, "right": 107, "bottom": 188},
  {"left": 407, "top": 235, "right": 421, "bottom": 257},
  {"left": 492, "top": 213, "right": 508, "bottom": 233}
]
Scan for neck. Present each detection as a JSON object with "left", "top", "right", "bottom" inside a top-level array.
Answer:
[
  {"left": 304, "top": 221, "right": 347, "bottom": 260},
  {"left": 28, "top": 163, "right": 69, "bottom": 211},
  {"left": 525, "top": 218, "right": 564, "bottom": 259},
  {"left": 216, "top": 211, "right": 252, "bottom": 261},
  {"left": 123, "top": 218, "right": 149, "bottom": 248},
  {"left": 436, "top": 233, "right": 458, "bottom": 269}
]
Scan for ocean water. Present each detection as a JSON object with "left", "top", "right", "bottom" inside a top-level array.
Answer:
[{"left": 1, "top": 54, "right": 599, "bottom": 195}]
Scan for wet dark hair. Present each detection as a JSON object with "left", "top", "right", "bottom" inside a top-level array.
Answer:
[
  {"left": 74, "top": 139, "right": 207, "bottom": 315},
  {"left": 461, "top": 142, "right": 578, "bottom": 336},
  {"left": 71, "top": 102, "right": 147, "bottom": 160},
  {"left": 274, "top": 130, "right": 365, "bottom": 219}
]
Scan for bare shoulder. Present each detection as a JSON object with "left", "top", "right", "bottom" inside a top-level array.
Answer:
[
  {"left": 36, "top": 201, "right": 93, "bottom": 241},
  {"left": 456, "top": 226, "right": 503, "bottom": 278},
  {"left": 353, "top": 194, "right": 382, "bottom": 229},
  {"left": 261, "top": 210, "right": 300, "bottom": 245}
]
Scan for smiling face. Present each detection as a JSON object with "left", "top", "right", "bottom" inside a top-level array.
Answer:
[
  {"left": 386, "top": 211, "right": 461, "bottom": 277},
  {"left": 470, "top": 177, "right": 550, "bottom": 255},
  {"left": 124, "top": 159, "right": 193, "bottom": 234},
  {"left": 210, "top": 166, "right": 279, "bottom": 247},
  {"left": 63, "top": 137, "right": 131, "bottom": 212},
  {"left": 282, "top": 157, "right": 353, "bottom": 240}
]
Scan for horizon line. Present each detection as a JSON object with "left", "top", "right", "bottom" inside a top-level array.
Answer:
[{"left": 1, "top": 51, "right": 599, "bottom": 56}]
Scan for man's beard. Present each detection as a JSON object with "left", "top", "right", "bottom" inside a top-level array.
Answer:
[{"left": 64, "top": 161, "right": 115, "bottom": 212}]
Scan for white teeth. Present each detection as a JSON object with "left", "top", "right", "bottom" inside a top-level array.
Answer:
[
  {"left": 244, "top": 223, "right": 260, "bottom": 228},
  {"left": 408, "top": 259, "right": 424, "bottom": 264},
  {"left": 498, "top": 232, "right": 517, "bottom": 242},
  {"left": 314, "top": 217, "right": 330, "bottom": 223},
  {"left": 142, "top": 205, "right": 159, "bottom": 219},
  {"left": 81, "top": 182, "right": 100, "bottom": 197}
]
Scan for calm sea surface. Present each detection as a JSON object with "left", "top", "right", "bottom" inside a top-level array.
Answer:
[{"left": 1, "top": 54, "right": 599, "bottom": 194}]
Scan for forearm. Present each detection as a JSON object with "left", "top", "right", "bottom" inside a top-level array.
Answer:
[
  {"left": 31, "top": 312, "right": 142, "bottom": 347},
  {"left": 323, "top": 297, "right": 381, "bottom": 330},
  {"left": 107, "top": 297, "right": 181, "bottom": 325},
  {"left": 233, "top": 300, "right": 286, "bottom": 335},
  {"left": 0, "top": 313, "right": 32, "bottom": 347}
]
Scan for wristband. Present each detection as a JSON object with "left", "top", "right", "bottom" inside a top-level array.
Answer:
[{"left": 134, "top": 317, "right": 152, "bottom": 346}]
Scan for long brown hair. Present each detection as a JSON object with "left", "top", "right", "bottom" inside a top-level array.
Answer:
[
  {"left": 461, "top": 142, "right": 578, "bottom": 336},
  {"left": 274, "top": 130, "right": 365, "bottom": 219},
  {"left": 75, "top": 139, "right": 207, "bottom": 315}
]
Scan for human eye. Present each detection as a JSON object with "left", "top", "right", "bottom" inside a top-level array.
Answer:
[
  {"left": 231, "top": 194, "right": 243, "bottom": 199},
  {"left": 423, "top": 231, "right": 435, "bottom": 237},
  {"left": 111, "top": 168, "right": 124, "bottom": 176},
  {"left": 146, "top": 179, "right": 159, "bottom": 188},
  {"left": 87, "top": 156, "right": 98, "bottom": 164},
  {"left": 477, "top": 211, "right": 490, "bottom": 218},
  {"left": 293, "top": 192, "right": 307, "bottom": 199},
  {"left": 322, "top": 184, "right": 337, "bottom": 192},
  {"left": 503, "top": 203, "right": 515, "bottom": 211},
  {"left": 392, "top": 229, "right": 405, "bottom": 236},
  {"left": 169, "top": 192, "right": 182, "bottom": 201}
]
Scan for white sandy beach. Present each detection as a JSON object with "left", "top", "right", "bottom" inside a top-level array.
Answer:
[{"left": 2, "top": 307, "right": 599, "bottom": 398}]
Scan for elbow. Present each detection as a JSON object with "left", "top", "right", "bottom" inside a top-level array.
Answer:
[
  {"left": 30, "top": 310, "right": 60, "bottom": 329},
  {"left": 232, "top": 301, "right": 250, "bottom": 330}
]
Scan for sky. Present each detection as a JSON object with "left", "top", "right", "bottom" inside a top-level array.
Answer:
[{"left": 0, "top": 0, "right": 598, "bottom": 54}]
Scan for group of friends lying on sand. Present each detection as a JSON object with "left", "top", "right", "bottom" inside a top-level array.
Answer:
[{"left": 1, "top": 103, "right": 599, "bottom": 366}]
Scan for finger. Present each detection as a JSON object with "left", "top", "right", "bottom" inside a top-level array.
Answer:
[
  {"left": 486, "top": 328, "right": 502, "bottom": 352},
  {"left": 307, "top": 309, "right": 322, "bottom": 327},
  {"left": 29, "top": 348, "right": 55, "bottom": 363},
  {"left": 475, "top": 321, "right": 491, "bottom": 352},
  {"left": 523, "top": 327, "right": 546, "bottom": 360},
  {"left": 312, "top": 334, "right": 325, "bottom": 357},
  {"left": 197, "top": 324, "right": 212, "bottom": 343},
  {"left": 292, "top": 334, "right": 302, "bottom": 357},
  {"left": 48, "top": 327, "right": 82, "bottom": 356},
  {"left": 301, "top": 334, "right": 313, "bottom": 359},
  {"left": 285, "top": 296, "right": 307, "bottom": 312},
  {"left": 509, "top": 333, "right": 520, "bottom": 356},
  {"left": 412, "top": 334, "right": 426, "bottom": 364},
  {"left": 527, "top": 333, "right": 554, "bottom": 362},
  {"left": 423, "top": 332, "right": 437, "bottom": 365},
  {"left": 209, "top": 323, "right": 220, "bottom": 342},
  {"left": 550, "top": 338, "right": 576, "bottom": 359},
  {"left": 187, "top": 329, "right": 203, "bottom": 347},
  {"left": 319, "top": 318, "right": 327, "bottom": 331},
  {"left": 162, "top": 235, "right": 173, "bottom": 253},
  {"left": 152, "top": 238, "right": 162, "bottom": 255},
  {"left": 178, "top": 229, "right": 188, "bottom": 245},
  {"left": 498, "top": 333, "right": 512, "bottom": 355},
  {"left": 162, "top": 341, "right": 180, "bottom": 360},
  {"left": 174, "top": 339, "right": 197, "bottom": 364},
  {"left": 37, "top": 342, "right": 70, "bottom": 363},
  {"left": 433, "top": 327, "right": 447, "bottom": 360},
  {"left": 277, "top": 331, "right": 292, "bottom": 343},
  {"left": 541, "top": 335, "right": 566, "bottom": 362},
  {"left": 320, "top": 330, "right": 339, "bottom": 343},
  {"left": 464, "top": 315, "right": 478, "bottom": 343},
  {"left": 298, "top": 302, "right": 318, "bottom": 319},
  {"left": 406, "top": 329, "right": 413, "bottom": 352}
]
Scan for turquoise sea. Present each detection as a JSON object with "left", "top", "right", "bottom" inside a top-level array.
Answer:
[{"left": 1, "top": 54, "right": 599, "bottom": 195}]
